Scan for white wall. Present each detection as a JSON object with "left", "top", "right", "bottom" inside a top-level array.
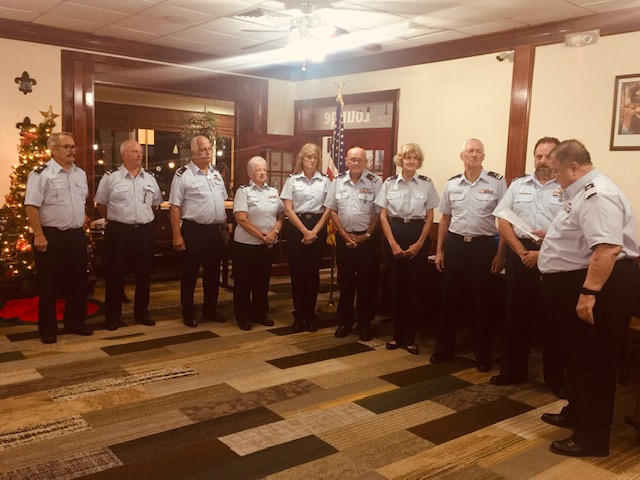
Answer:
[
  {"left": 0, "top": 39, "right": 63, "bottom": 199},
  {"left": 528, "top": 31, "right": 640, "bottom": 228},
  {"left": 269, "top": 53, "right": 515, "bottom": 221}
]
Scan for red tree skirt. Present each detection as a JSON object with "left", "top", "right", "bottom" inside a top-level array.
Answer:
[{"left": 0, "top": 297, "right": 101, "bottom": 324}]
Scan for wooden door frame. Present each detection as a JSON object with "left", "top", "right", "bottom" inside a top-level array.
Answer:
[{"left": 61, "top": 51, "right": 268, "bottom": 200}]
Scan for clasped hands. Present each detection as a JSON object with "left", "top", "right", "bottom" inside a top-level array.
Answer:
[{"left": 342, "top": 232, "right": 369, "bottom": 248}]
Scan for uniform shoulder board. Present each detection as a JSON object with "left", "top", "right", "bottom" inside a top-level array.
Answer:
[
  {"left": 366, "top": 172, "right": 380, "bottom": 182},
  {"left": 584, "top": 182, "right": 597, "bottom": 199},
  {"left": 146, "top": 169, "right": 158, "bottom": 179},
  {"left": 338, "top": 172, "right": 347, "bottom": 178},
  {"left": 34, "top": 164, "right": 48, "bottom": 174},
  {"left": 488, "top": 171, "right": 504, "bottom": 180},
  {"left": 418, "top": 174, "right": 432, "bottom": 182},
  {"left": 448, "top": 173, "right": 463, "bottom": 181},
  {"left": 104, "top": 168, "right": 117, "bottom": 176},
  {"left": 511, "top": 174, "right": 526, "bottom": 182},
  {"left": 385, "top": 175, "right": 398, "bottom": 182},
  {"left": 176, "top": 166, "right": 187, "bottom": 176}
]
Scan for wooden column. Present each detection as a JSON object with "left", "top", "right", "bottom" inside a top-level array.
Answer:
[{"left": 504, "top": 44, "right": 535, "bottom": 184}]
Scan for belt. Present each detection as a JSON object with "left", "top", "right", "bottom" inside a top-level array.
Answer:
[
  {"left": 297, "top": 212, "right": 322, "bottom": 220},
  {"left": 347, "top": 230, "right": 367, "bottom": 235},
  {"left": 108, "top": 220, "right": 152, "bottom": 229},
  {"left": 182, "top": 219, "right": 225, "bottom": 229},
  {"left": 389, "top": 217, "right": 424, "bottom": 224},
  {"left": 448, "top": 232, "right": 494, "bottom": 243},
  {"left": 42, "top": 226, "right": 82, "bottom": 233}
]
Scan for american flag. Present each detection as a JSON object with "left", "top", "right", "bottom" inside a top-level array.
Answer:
[{"left": 327, "top": 91, "right": 345, "bottom": 179}]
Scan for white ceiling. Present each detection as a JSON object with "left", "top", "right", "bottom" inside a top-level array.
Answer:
[{"left": 2, "top": 0, "right": 640, "bottom": 67}]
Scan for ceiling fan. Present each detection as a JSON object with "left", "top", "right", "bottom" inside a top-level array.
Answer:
[{"left": 240, "top": 1, "right": 382, "bottom": 54}]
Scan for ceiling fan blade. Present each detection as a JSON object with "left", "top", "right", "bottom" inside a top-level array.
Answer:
[
  {"left": 360, "top": 42, "right": 383, "bottom": 52},
  {"left": 241, "top": 28, "right": 287, "bottom": 33},
  {"left": 242, "top": 37, "right": 290, "bottom": 50}
]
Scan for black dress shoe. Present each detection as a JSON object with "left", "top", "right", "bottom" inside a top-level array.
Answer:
[
  {"left": 135, "top": 315, "right": 156, "bottom": 326},
  {"left": 41, "top": 336, "right": 57, "bottom": 344},
  {"left": 429, "top": 353, "right": 452, "bottom": 364},
  {"left": 476, "top": 362, "right": 492, "bottom": 373},
  {"left": 255, "top": 317, "right": 274, "bottom": 326},
  {"left": 292, "top": 321, "right": 305, "bottom": 333},
  {"left": 334, "top": 325, "right": 352, "bottom": 338},
  {"left": 65, "top": 326, "right": 93, "bottom": 336},
  {"left": 541, "top": 412, "right": 573, "bottom": 428},
  {"left": 306, "top": 321, "right": 317, "bottom": 333},
  {"left": 550, "top": 386, "right": 569, "bottom": 399},
  {"left": 358, "top": 326, "right": 373, "bottom": 342},
  {"left": 490, "top": 374, "right": 527, "bottom": 386},
  {"left": 183, "top": 317, "right": 197, "bottom": 328},
  {"left": 105, "top": 323, "right": 119, "bottom": 331},
  {"left": 238, "top": 322, "right": 252, "bottom": 331},
  {"left": 550, "top": 438, "right": 609, "bottom": 457},
  {"left": 406, "top": 345, "right": 420, "bottom": 355}
]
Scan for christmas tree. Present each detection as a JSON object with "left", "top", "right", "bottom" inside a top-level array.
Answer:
[{"left": 0, "top": 107, "right": 58, "bottom": 289}]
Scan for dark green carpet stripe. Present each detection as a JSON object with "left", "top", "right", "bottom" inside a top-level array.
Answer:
[
  {"left": 109, "top": 407, "right": 283, "bottom": 464},
  {"left": 268, "top": 316, "right": 339, "bottom": 336},
  {"left": 408, "top": 397, "right": 535, "bottom": 445},
  {"left": 0, "top": 350, "right": 26, "bottom": 363},
  {"left": 267, "top": 342, "right": 372, "bottom": 369},
  {"left": 379, "top": 357, "right": 477, "bottom": 387},
  {"left": 101, "top": 331, "right": 218, "bottom": 356},
  {"left": 183, "top": 435, "right": 338, "bottom": 480},
  {"left": 356, "top": 375, "right": 472, "bottom": 414}
]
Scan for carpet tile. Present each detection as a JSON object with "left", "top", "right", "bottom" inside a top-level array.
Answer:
[
  {"left": 48, "top": 366, "right": 198, "bottom": 401},
  {"left": 356, "top": 376, "right": 472, "bottom": 414},
  {"left": 1, "top": 274, "right": 639, "bottom": 479},
  {"left": 267, "top": 341, "right": 373, "bottom": 369},
  {"left": 409, "top": 397, "right": 535, "bottom": 445}
]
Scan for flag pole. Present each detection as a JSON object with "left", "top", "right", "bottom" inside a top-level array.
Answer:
[{"left": 319, "top": 83, "right": 345, "bottom": 314}]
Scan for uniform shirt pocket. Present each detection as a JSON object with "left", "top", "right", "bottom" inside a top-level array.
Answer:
[
  {"left": 549, "top": 196, "right": 564, "bottom": 206},
  {"left": 45, "top": 179, "right": 69, "bottom": 203},
  {"left": 514, "top": 193, "right": 533, "bottom": 203}
]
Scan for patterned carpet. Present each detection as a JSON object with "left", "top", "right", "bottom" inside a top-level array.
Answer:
[{"left": 0, "top": 272, "right": 639, "bottom": 479}]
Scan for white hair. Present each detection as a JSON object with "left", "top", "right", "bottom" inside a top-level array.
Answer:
[{"left": 247, "top": 156, "right": 267, "bottom": 175}]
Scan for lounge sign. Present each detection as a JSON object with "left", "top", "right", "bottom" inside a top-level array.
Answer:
[{"left": 298, "top": 102, "right": 393, "bottom": 131}]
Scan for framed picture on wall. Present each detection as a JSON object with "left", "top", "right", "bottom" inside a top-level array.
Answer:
[{"left": 610, "top": 73, "right": 640, "bottom": 150}]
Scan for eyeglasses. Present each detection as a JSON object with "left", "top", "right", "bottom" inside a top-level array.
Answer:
[
  {"left": 56, "top": 144, "right": 76, "bottom": 151},
  {"left": 346, "top": 157, "right": 365, "bottom": 164}
]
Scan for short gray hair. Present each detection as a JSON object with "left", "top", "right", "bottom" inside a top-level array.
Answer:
[
  {"left": 190, "top": 135, "right": 210, "bottom": 153},
  {"left": 120, "top": 139, "right": 140, "bottom": 155},
  {"left": 47, "top": 132, "right": 74, "bottom": 149},
  {"left": 461, "top": 138, "right": 484, "bottom": 153},
  {"left": 247, "top": 156, "right": 267, "bottom": 175}
]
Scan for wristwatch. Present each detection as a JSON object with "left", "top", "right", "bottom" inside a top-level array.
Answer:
[{"left": 580, "top": 287, "right": 600, "bottom": 296}]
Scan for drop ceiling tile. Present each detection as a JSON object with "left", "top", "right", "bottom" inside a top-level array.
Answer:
[
  {"left": 147, "top": 35, "right": 210, "bottom": 49},
  {"left": 44, "top": 2, "right": 127, "bottom": 24},
  {"left": 67, "top": 0, "right": 159, "bottom": 15},
  {"left": 170, "top": 27, "right": 243, "bottom": 44},
  {"left": 197, "top": 16, "right": 265, "bottom": 35},
  {"left": 340, "top": 0, "right": 462, "bottom": 16},
  {"left": 129, "top": 2, "right": 216, "bottom": 25},
  {"left": 459, "top": 19, "right": 527, "bottom": 35},
  {"left": 34, "top": 15, "right": 106, "bottom": 32},
  {"left": 0, "top": 7, "right": 40, "bottom": 22},
  {"left": 0, "top": 0, "right": 62, "bottom": 13},
  {"left": 163, "top": 0, "right": 259, "bottom": 18},
  {"left": 93, "top": 25, "right": 160, "bottom": 42},
  {"left": 107, "top": 15, "right": 188, "bottom": 35},
  {"left": 413, "top": 6, "right": 503, "bottom": 30},
  {"left": 512, "top": 6, "right": 595, "bottom": 24},
  {"left": 578, "top": 0, "right": 640, "bottom": 13}
]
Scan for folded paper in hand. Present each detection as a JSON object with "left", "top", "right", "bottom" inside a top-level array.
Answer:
[{"left": 495, "top": 207, "right": 540, "bottom": 242}]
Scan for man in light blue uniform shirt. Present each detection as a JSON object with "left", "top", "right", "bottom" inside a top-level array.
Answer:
[
  {"left": 169, "top": 135, "right": 229, "bottom": 327},
  {"left": 432, "top": 138, "right": 507, "bottom": 372},
  {"left": 537, "top": 139, "right": 640, "bottom": 457},
  {"left": 325, "top": 146, "right": 382, "bottom": 341},
  {"left": 25, "top": 132, "right": 91, "bottom": 343},
  {"left": 490, "top": 136, "right": 567, "bottom": 396},
  {"left": 95, "top": 139, "right": 163, "bottom": 330}
]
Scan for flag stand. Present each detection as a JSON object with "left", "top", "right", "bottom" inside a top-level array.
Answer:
[{"left": 318, "top": 245, "right": 337, "bottom": 313}]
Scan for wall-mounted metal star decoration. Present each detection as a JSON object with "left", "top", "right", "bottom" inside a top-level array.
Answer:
[{"left": 15, "top": 71, "right": 37, "bottom": 95}]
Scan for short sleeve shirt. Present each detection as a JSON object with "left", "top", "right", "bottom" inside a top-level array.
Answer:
[
  {"left": 94, "top": 165, "right": 163, "bottom": 225},
  {"left": 374, "top": 174, "right": 440, "bottom": 220},
  {"left": 324, "top": 169, "right": 382, "bottom": 232},
  {"left": 439, "top": 168, "right": 507, "bottom": 236},
  {"left": 280, "top": 171, "right": 329, "bottom": 214},
  {"left": 168, "top": 162, "right": 228, "bottom": 224},
  {"left": 233, "top": 181, "right": 284, "bottom": 245},
  {"left": 24, "top": 159, "right": 88, "bottom": 230}
]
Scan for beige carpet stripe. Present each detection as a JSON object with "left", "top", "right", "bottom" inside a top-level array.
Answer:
[
  {"left": 0, "top": 415, "right": 90, "bottom": 452},
  {"left": 220, "top": 402, "right": 375, "bottom": 455},
  {"left": 495, "top": 400, "right": 566, "bottom": 440},
  {"left": 530, "top": 458, "right": 622, "bottom": 480},
  {"left": 48, "top": 366, "right": 197, "bottom": 402},
  {"left": 0, "top": 368, "right": 42, "bottom": 386},
  {"left": 376, "top": 426, "right": 522, "bottom": 479},
  {"left": 318, "top": 400, "right": 455, "bottom": 451},
  {"left": 7, "top": 349, "right": 109, "bottom": 368},
  {"left": 268, "top": 377, "right": 396, "bottom": 418},
  {"left": 227, "top": 358, "right": 350, "bottom": 392}
]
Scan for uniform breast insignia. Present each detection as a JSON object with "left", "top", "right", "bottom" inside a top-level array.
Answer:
[
  {"left": 34, "top": 164, "right": 48, "bottom": 174},
  {"left": 176, "top": 166, "right": 187, "bottom": 176},
  {"left": 585, "top": 183, "right": 597, "bottom": 199},
  {"left": 488, "top": 171, "right": 504, "bottom": 180},
  {"left": 366, "top": 173, "right": 379, "bottom": 182},
  {"left": 552, "top": 187, "right": 563, "bottom": 197},
  {"left": 448, "top": 173, "right": 463, "bottom": 181},
  {"left": 386, "top": 175, "right": 398, "bottom": 182},
  {"left": 418, "top": 175, "right": 432, "bottom": 182}
]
